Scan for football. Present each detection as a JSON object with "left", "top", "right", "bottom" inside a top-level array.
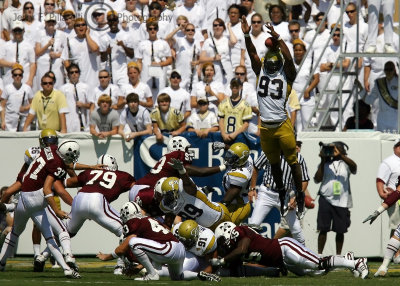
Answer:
[{"left": 265, "top": 37, "right": 278, "bottom": 50}]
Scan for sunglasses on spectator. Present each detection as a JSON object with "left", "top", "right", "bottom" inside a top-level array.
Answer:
[
  {"left": 316, "top": 18, "right": 324, "bottom": 22},
  {"left": 150, "top": 7, "right": 161, "bottom": 10},
  {"left": 235, "top": 72, "right": 245, "bottom": 76},
  {"left": 12, "top": 73, "right": 23, "bottom": 77},
  {"left": 13, "top": 28, "right": 24, "bottom": 33},
  {"left": 99, "top": 76, "right": 109, "bottom": 79},
  {"left": 93, "top": 13, "right": 103, "bottom": 17},
  {"left": 346, "top": 9, "right": 356, "bottom": 14},
  {"left": 148, "top": 27, "right": 158, "bottom": 31},
  {"left": 69, "top": 70, "right": 79, "bottom": 74},
  {"left": 242, "top": 0, "right": 254, "bottom": 2},
  {"left": 333, "top": 33, "right": 340, "bottom": 37},
  {"left": 198, "top": 101, "right": 208, "bottom": 106},
  {"left": 185, "top": 29, "right": 195, "bottom": 32},
  {"left": 108, "top": 18, "right": 118, "bottom": 22},
  {"left": 252, "top": 21, "right": 262, "bottom": 24},
  {"left": 24, "top": 6, "right": 34, "bottom": 10},
  {"left": 171, "top": 75, "right": 181, "bottom": 79},
  {"left": 158, "top": 0, "right": 168, "bottom": 2},
  {"left": 42, "top": 81, "right": 54, "bottom": 85},
  {"left": 45, "top": 3, "right": 55, "bottom": 6},
  {"left": 213, "top": 24, "right": 224, "bottom": 27},
  {"left": 74, "top": 23, "right": 86, "bottom": 27},
  {"left": 289, "top": 28, "right": 300, "bottom": 33}
]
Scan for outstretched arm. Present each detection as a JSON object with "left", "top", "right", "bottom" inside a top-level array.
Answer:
[{"left": 241, "top": 15, "right": 261, "bottom": 75}]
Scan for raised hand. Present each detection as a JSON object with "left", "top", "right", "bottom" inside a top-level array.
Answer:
[
  {"left": 168, "top": 158, "right": 185, "bottom": 171},
  {"left": 362, "top": 210, "right": 380, "bottom": 224},
  {"left": 241, "top": 15, "right": 250, "bottom": 34}
]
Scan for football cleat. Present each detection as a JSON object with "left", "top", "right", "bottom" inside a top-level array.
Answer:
[
  {"left": 134, "top": 272, "right": 160, "bottom": 281},
  {"left": 33, "top": 254, "right": 46, "bottom": 272},
  {"left": 344, "top": 251, "right": 359, "bottom": 278},
  {"left": 64, "top": 269, "right": 81, "bottom": 279},
  {"left": 64, "top": 253, "right": 79, "bottom": 271},
  {"left": 197, "top": 271, "right": 221, "bottom": 282},
  {"left": 355, "top": 258, "right": 369, "bottom": 279},
  {"left": 0, "top": 262, "right": 5, "bottom": 272},
  {"left": 374, "top": 265, "right": 388, "bottom": 277},
  {"left": 114, "top": 265, "right": 124, "bottom": 275}
]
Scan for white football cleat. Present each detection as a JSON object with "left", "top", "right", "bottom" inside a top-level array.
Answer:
[
  {"left": 355, "top": 258, "right": 369, "bottom": 279},
  {"left": 134, "top": 272, "right": 160, "bottom": 281},
  {"left": 365, "top": 45, "right": 376, "bottom": 53},
  {"left": 64, "top": 253, "right": 78, "bottom": 271},
  {"left": 384, "top": 44, "right": 396, "bottom": 53},
  {"left": 114, "top": 265, "right": 124, "bottom": 275},
  {"left": 198, "top": 271, "right": 221, "bottom": 282},
  {"left": 64, "top": 269, "right": 81, "bottom": 279},
  {"left": 344, "top": 251, "right": 359, "bottom": 278},
  {"left": 374, "top": 265, "right": 388, "bottom": 277}
]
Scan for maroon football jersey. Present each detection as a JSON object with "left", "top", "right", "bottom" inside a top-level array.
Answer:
[
  {"left": 123, "top": 216, "right": 178, "bottom": 244},
  {"left": 136, "top": 150, "right": 192, "bottom": 187},
  {"left": 21, "top": 145, "right": 67, "bottom": 192},
  {"left": 229, "top": 226, "right": 283, "bottom": 267},
  {"left": 77, "top": 170, "right": 135, "bottom": 202},
  {"left": 134, "top": 187, "right": 164, "bottom": 217}
]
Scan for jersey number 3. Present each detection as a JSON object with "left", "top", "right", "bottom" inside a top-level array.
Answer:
[{"left": 257, "top": 76, "right": 283, "bottom": 99}]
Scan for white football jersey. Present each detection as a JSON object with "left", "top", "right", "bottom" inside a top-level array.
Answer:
[
  {"left": 172, "top": 222, "right": 217, "bottom": 256},
  {"left": 222, "top": 157, "right": 253, "bottom": 203},
  {"left": 160, "top": 180, "right": 223, "bottom": 228}
]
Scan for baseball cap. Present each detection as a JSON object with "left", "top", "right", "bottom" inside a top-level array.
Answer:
[
  {"left": 12, "top": 63, "right": 24, "bottom": 73},
  {"left": 292, "top": 39, "right": 305, "bottom": 48},
  {"left": 107, "top": 10, "right": 118, "bottom": 19},
  {"left": 170, "top": 70, "right": 181, "bottom": 78},
  {"left": 394, "top": 139, "right": 400, "bottom": 148},
  {"left": 197, "top": 96, "right": 208, "bottom": 104},
  {"left": 11, "top": 20, "right": 24, "bottom": 30},
  {"left": 44, "top": 13, "right": 57, "bottom": 22},
  {"left": 62, "top": 10, "right": 75, "bottom": 17},
  {"left": 230, "top": 78, "right": 242, "bottom": 87}
]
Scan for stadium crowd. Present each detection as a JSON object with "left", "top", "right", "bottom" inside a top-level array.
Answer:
[{"left": 0, "top": 0, "right": 399, "bottom": 282}]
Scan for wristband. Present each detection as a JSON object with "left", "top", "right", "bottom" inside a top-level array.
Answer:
[
  {"left": 111, "top": 251, "right": 119, "bottom": 259},
  {"left": 178, "top": 167, "right": 186, "bottom": 175},
  {"left": 377, "top": 205, "right": 386, "bottom": 214},
  {"left": 250, "top": 187, "right": 256, "bottom": 191},
  {"left": 277, "top": 35, "right": 282, "bottom": 41},
  {"left": 219, "top": 164, "right": 226, "bottom": 172},
  {"left": 73, "top": 162, "right": 77, "bottom": 170},
  {"left": 244, "top": 33, "right": 250, "bottom": 38},
  {"left": 44, "top": 193, "right": 54, "bottom": 198}
]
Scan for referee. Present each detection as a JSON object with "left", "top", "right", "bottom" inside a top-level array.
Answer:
[{"left": 248, "top": 141, "right": 309, "bottom": 245}]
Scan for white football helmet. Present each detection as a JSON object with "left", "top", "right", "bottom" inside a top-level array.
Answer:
[
  {"left": 57, "top": 140, "right": 80, "bottom": 164},
  {"left": 167, "top": 136, "right": 191, "bottom": 153},
  {"left": 154, "top": 177, "right": 167, "bottom": 196},
  {"left": 98, "top": 154, "right": 118, "bottom": 171},
  {"left": 214, "top": 222, "right": 236, "bottom": 241},
  {"left": 120, "top": 201, "right": 143, "bottom": 224}
]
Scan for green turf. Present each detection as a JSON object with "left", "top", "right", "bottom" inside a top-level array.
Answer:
[{"left": 1, "top": 258, "right": 400, "bottom": 286}]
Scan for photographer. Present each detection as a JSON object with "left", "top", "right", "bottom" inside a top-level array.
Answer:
[{"left": 314, "top": 141, "right": 357, "bottom": 256}]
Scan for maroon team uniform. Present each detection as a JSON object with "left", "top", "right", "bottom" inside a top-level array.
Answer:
[{"left": 132, "top": 151, "right": 192, "bottom": 216}]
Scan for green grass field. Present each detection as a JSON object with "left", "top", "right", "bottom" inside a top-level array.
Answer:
[{"left": 2, "top": 258, "right": 400, "bottom": 286}]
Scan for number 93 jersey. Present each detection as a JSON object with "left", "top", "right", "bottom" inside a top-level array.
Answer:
[
  {"left": 172, "top": 222, "right": 217, "bottom": 256},
  {"left": 257, "top": 64, "right": 292, "bottom": 122},
  {"left": 160, "top": 179, "right": 223, "bottom": 228},
  {"left": 222, "top": 157, "right": 253, "bottom": 203}
]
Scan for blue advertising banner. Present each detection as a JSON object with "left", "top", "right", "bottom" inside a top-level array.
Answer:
[{"left": 133, "top": 132, "right": 281, "bottom": 238}]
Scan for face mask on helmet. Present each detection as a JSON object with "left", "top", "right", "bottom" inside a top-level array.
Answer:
[
  {"left": 120, "top": 201, "right": 143, "bottom": 224},
  {"left": 264, "top": 52, "right": 283, "bottom": 75},
  {"left": 167, "top": 136, "right": 191, "bottom": 153},
  {"left": 178, "top": 220, "right": 199, "bottom": 248},
  {"left": 224, "top": 143, "right": 250, "bottom": 167},
  {"left": 39, "top": 128, "right": 58, "bottom": 148},
  {"left": 98, "top": 154, "right": 118, "bottom": 171},
  {"left": 161, "top": 177, "right": 180, "bottom": 208},
  {"left": 57, "top": 140, "right": 80, "bottom": 164}
]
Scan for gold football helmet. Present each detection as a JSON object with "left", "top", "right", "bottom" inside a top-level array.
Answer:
[
  {"left": 178, "top": 220, "right": 199, "bottom": 248},
  {"left": 161, "top": 177, "right": 180, "bottom": 207},
  {"left": 264, "top": 50, "right": 283, "bottom": 75},
  {"left": 224, "top": 143, "right": 250, "bottom": 167},
  {"left": 39, "top": 128, "right": 58, "bottom": 148}
]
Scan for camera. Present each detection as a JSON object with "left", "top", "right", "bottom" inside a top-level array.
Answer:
[{"left": 319, "top": 142, "right": 335, "bottom": 157}]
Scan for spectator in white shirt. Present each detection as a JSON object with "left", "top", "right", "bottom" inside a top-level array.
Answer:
[
  {"left": 186, "top": 96, "right": 219, "bottom": 138},
  {"left": 92, "top": 69, "right": 125, "bottom": 113},
  {"left": 2, "top": 0, "right": 23, "bottom": 41}
]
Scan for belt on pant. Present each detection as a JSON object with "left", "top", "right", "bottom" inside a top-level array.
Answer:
[{"left": 261, "top": 120, "right": 284, "bottom": 129}]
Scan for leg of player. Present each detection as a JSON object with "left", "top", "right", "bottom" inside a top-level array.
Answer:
[
  {"left": 270, "top": 163, "right": 286, "bottom": 215},
  {"left": 375, "top": 234, "right": 400, "bottom": 277},
  {"left": 290, "top": 163, "right": 305, "bottom": 219},
  {"left": 247, "top": 187, "right": 276, "bottom": 226},
  {"left": 285, "top": 210, "right": 305, "bottom": 246}
]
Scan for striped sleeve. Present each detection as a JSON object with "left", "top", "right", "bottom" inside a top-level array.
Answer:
[
  {"left": 298, "top": 154, "right": 310, "bottom": 182},
  {"left": 254, "top": 151, "right": 269, "bottom": 170}
]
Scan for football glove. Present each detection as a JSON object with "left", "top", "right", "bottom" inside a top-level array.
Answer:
[
  {"left": 362, "top": 210, "right": 380, "bottom": 224},
  {"left": 210, "top": 258, "right": 225, "bottom": 267},
  {"left": 168, "top": 158, "right": 185, "bottom": 173},
  {"left": 212, "top": 142, "right": 225, "bottom": 152}
]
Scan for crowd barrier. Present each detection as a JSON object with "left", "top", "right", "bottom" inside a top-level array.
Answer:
[{"left": 0, "top": 131, "right": 398, "bottom": 257}]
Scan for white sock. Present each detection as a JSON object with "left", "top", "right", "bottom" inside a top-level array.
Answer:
[
  {"left": 131, "top": 248, "right": 156, "bottom": 275},
  {"left": 385, "top": 237, "right": 400, "bottom": 260},
  {"left": 182, "top": 270, "right": 199, "bottom": 280},
  {"left": 330, "top": 256, "right": 355, "bottom": 269},
  {"left": 46, "top": 238, "right": 69, "bottom": 270},
  {"left": 58, "top": 231, "right": 71, "bottom": 255},
  {"left": 33, "top": 244, "right": 41, "bottom": 256},
  {"left": 4, "top": 204, "right": 15, "bottom": 212}
]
